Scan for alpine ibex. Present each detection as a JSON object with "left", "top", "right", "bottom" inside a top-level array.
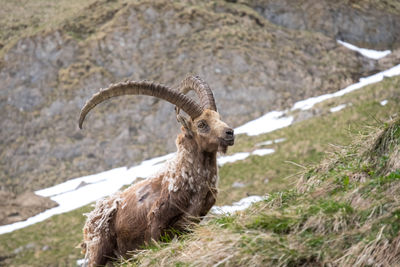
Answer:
[{"left": 79, "top": 76, "right": 234, "bottom": 266}]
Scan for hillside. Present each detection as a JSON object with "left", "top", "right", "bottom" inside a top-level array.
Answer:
[
  {"left": 1, "top": 0, "right": 397, "bottom": 197},
  {"left": 1, "top": 0, "right": 400, "bottom": 265},
  {"left": 0, "top": 58, "right": 398, "bottom": 266}
]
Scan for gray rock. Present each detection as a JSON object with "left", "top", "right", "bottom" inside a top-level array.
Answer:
[
  {"left": 251, "top": 0, "right": 400, "bottom": 49},
  {"left": 25, "top": 243, "right": 35, "bottom": 250},
  {"left": 8, "top": 86, "right": 44, "bottom": 112},
  {"left": 13, "top": 246, "right": 24, "bottom": 254},
  {"left": 43, "top": 100, "right": 64, "bottom": 117},
  {"left": 293, "top": 109, "right": 317, "bottom": 123}
]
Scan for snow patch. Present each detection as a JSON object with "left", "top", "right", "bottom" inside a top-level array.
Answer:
[
  {"left": 218, "top": 149, "right": 276, "bottom": 166},
  {"left": 252, "top": 148, "right": 275, "bottom": 156},
  {"left": 256, "top": 138, "right": 286, "bottom": 146},
  {"left": 0, "top": 153, "right": 175, "bottom": 235},
  {"left": 292, "top": 64, "right": 400, "bottom": 111},
  {"left": 330, "top": 104, "right": 347, "bottom": 113},
  {"left": 218, "top": 152, "right": 250, "bottom": 166},
  {"left": 337, "top": 40, "right": 391, "bottom": 60},
  {"left": 211, "top": 195, "right": 268, "bottom": 214},
  {"left": 235, "top": 111, "right": 294, "bottom": 136}
]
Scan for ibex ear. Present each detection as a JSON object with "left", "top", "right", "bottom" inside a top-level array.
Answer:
[{"left": 175, "top": 107, "right": 194, "bottom": 138}]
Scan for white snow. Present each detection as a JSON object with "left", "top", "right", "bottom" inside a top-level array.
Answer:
[
  {"left": 36, "top": 167, "right": 127, "bottom": 198},
  {"left": 292, "top": 64, "right": 400, "bottom": 111},
  {"left": 218, "top": 152, "right": 250, "bottom": 166},
  {"left": 0, "top": 153, "right": 175, "bottom": 235},
  {"left": 252, "top": 148, "right": 275, "bottom": 156},
  {"left": 218, "top": 149, "right": 276, "bottom": 166},
  {"left": 235, "top": 111, "right": 294, "bottom": 136},
  {"left": 257, "top": 140, "right": 274, "bottom": 146},
  {"left": 330, "top": 104, "right": 347, "bottom": 113},
  {"left": 380, "top": 99, "right": 388, "bottom": 106},
  {"left": 337, "top": 40, "right": 391, "bottom": 60},
  {"left": 76, "top": 258, "right": 87, "bottom": 266},
  {"left": 256, "top": 138, "right": 286, "bottom": 146},
  {"left": 36, "top": 153, "right": 175, "bottom": 199},
  {"left": 211, "top": 195, "right": 268, "bottom": 215},
  {"left": 292, "top": 94, "right": 331, "bottom": 111}
]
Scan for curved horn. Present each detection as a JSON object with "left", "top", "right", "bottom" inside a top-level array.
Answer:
[
  {"left": 78, "top": 81, "right": 204, "bottom": 129},
  {"left": 178, "top": 75, "right": 217, "bottom": 111}
]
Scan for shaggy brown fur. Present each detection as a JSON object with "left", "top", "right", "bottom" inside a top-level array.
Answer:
[{"left": 82, "top": 109, "right": 234, "bottom": 266}]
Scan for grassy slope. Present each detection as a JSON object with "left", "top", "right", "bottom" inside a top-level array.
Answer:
[
  {"left": 217, "top": 75, "right": 399, "bottom": 205},
  {"left": 0, "top": 0, "right": 123, "bottom": 57},
  {"left": 0, "top": 205, "right": 92, "bottom": 266},
  {"left": 0, "top": 0, "right": 92, "bottom": 56},
  {"left": 0, "top": 70, "right": 398, "bottom": 265},
  {"left": 121, "top": 79, "right": 400, "bottom": 266}
]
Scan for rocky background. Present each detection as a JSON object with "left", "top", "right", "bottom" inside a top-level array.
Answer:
[{"left": 0, "top": 0, "right": 399, "bottom": 224}]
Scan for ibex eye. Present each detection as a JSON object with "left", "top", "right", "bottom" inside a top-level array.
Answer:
[{"left": 197, "top": 121, "right": 207, "bottom": 128}]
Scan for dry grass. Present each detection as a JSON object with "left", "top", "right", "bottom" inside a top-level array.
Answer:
[
  {"left": 123, "top": 225, "right": 243, "bottom": 266},
  {"left": 0, "top": 0, "right": 96, "bottom": 50},
  {"left": 337, "top": 229, "right": 400, "bottom": 266}
]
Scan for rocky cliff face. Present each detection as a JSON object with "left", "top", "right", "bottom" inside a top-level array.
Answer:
[
  {"left": 0, "top": 0, "right": 398, "bottom": 197},
  {"left": 248, "top": 0, "right": 400, "bottom": 49}
]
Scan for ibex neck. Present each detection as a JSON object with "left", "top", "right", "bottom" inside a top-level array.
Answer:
[
  {"left": 177, "top": 134, "right": 218, "bottom": 172},
  {"left": 199, "top": 151, "right": 218, "bottom": 171},
  {"left": 163, "top": 134, "right": 219, "bottom": 193},
  {"left": 176, "top": 136, "right": 218, "bottom": 175}
]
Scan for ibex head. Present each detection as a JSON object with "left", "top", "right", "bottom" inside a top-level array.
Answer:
[
  {"left": 175, "top": 76, "right": 234, "bottom": 153},
  {"left": 78, "top": 75, "right": 234, "bottom": 153}
]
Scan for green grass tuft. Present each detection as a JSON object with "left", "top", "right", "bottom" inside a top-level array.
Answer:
[{"left": 247, "top": 214, "right": 298, "bottom": 234}]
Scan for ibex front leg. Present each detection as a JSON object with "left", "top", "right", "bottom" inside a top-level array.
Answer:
[{"left": 145, "top": 198, "right": 184, "bottom": 244}]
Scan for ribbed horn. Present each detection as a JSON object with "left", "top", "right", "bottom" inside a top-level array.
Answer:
[
  {"left": 178, "top": 75, "right": 217, "bottom": 111},
  {"left": 78, "top": 81, "right": 204, "bottom": 129}
]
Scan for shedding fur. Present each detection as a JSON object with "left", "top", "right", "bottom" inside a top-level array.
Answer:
[
  {"left": 82, "top": 192, "right": 122, "bottom": 264},
  {"left": 79, "top": 77, "right": 234, "bottom": 266}
]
